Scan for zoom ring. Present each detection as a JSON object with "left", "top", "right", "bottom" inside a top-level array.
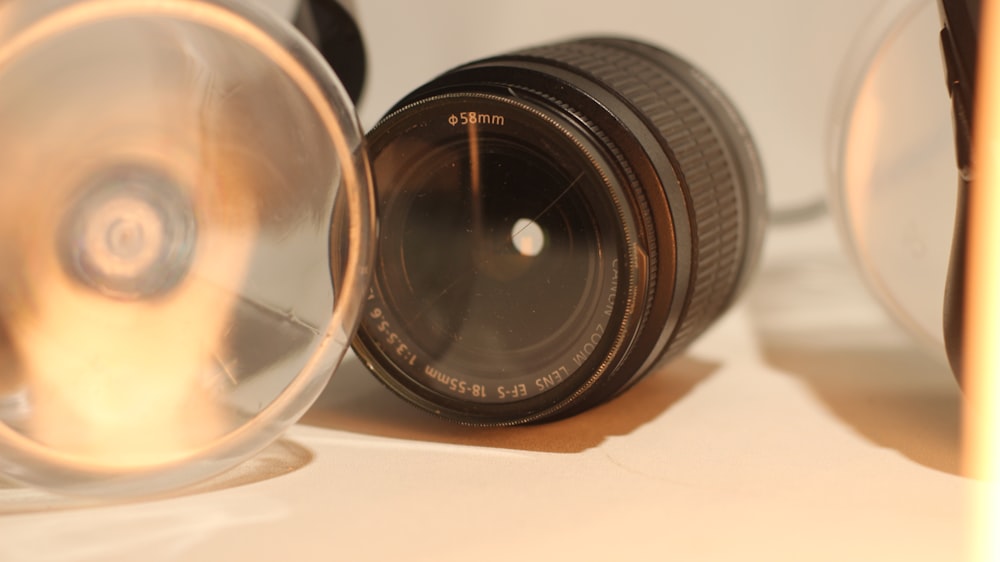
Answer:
[{"left": 516, "top": 38, "right": 753, "bottom": 363}]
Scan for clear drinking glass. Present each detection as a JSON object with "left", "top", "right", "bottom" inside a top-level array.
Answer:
[
  {"left": 828, "top": 0, "right": 955, "bottom": 362},
  {"left": 0, "top": 0, "right": 373, "bottom": 496}
]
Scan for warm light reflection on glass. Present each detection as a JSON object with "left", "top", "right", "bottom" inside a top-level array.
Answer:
[
  {"left": 0, "top": 0, "right": 274, "bottom": 471},
  {"left": 843, "top": 69, "right": 882, "bottom": 258},
  {"left": 15, "top": 192, "right": 256, "bottom": 469},
  {"left": 0, "top": 0, "right": 373, "bottom": 497},
  {"left": 0, "top": 109, "right": 261, "bottom": 469}
]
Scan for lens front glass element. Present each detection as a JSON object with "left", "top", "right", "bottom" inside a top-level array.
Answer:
[{"left": 360, "top": 95, "right": 630, "bottom": 413}]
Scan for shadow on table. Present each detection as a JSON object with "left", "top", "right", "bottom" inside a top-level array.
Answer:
[
  {"left": 303, "top": 351, "right": 718, "bottom": 454},
  {"left": 748, "top": 251, "right": 963, "bottom": 477},
  {"left": 0, "top": 331, "right": 718, "bottom": 511}
]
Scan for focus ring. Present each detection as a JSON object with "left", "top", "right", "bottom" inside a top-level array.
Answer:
[{"left": 516, "top": 38, "right": 751, "bottom": 361}]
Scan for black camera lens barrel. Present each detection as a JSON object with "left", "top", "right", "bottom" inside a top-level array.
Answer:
[
  {"left": 293, "top": 0, "right": 366, "bottom": 102},
  {"left": 353, "top": 37, "right": 766, "bottom": 425},
  {"left": 510, "top": 39, "right": 767, "bottom": 391}
]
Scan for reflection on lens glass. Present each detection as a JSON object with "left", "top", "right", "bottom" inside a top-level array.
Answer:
[
  {"left": 369, "top": 101, "right": 624, "bottom": 405},
  {"left": 511, "top": 218, "right": 546, "bottom": 257},
  {"left": 396, "top": 148, "right": 600, "bottom": 354}
]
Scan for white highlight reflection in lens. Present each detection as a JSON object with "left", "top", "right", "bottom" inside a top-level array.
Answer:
[{"left": 511, "top": 218, "right": 545, "bottom": 257}]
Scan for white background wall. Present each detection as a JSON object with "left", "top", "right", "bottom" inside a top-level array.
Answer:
[{"left": 351, "top": 0, "right": 885, "bottom": 216}]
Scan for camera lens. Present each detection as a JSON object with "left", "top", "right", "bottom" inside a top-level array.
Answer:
[
  {"left": 293, "top": 0, "right": 366, "bottom": 102},
  {"left": 353, "top": 37, "right": 766, "bottom": 425}
]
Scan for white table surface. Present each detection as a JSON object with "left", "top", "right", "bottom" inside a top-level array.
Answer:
[
  {"left": 0, "top": 216, "right": 967, "bottom": 561},
  {"left": 0, "top": 0, "right": 971, "bottom": 560}
]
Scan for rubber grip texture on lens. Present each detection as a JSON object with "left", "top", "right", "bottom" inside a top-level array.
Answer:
[{"left": 514, "top": 38, "right": 754, "bottom": 364}]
